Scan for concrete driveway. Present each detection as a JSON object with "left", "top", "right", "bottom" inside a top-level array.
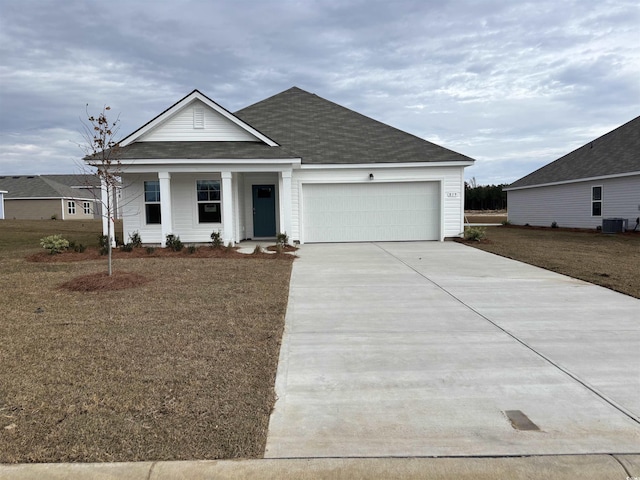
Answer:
[{"left": 265, "top": 242, "right": 640, "bottom": 458}]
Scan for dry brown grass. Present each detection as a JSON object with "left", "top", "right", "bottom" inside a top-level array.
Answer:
[
  {"left": 0, "top": 221, "right": 294, "bottom": 463},
  {"left": 460, "top": 226, "right": 640, "bottom": 298}
]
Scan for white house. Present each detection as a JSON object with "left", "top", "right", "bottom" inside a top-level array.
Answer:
[
  {"left": 87, "top": 88, "right": 475, "bottom": 246},
  {"left": 504, "top": 115, "right": 640, "bottom": 229},
  {"left": 0, "top": 190, "right": 6, "bottom": 220}
]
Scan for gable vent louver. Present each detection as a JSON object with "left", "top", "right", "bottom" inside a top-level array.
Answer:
[{"left": 193, "top": 107, "right": 205, "bottom": 129}]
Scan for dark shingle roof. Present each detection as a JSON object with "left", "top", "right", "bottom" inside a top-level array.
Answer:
[
  {"left": 0, "top": 176, "right": 93, "bottom": 199},
  {"left": 43, "top": 174, "right": 101, "bottom": 188},
  {"left": 111, "top": 87, "right": 474, "bottom": 165},
  {"left": 235, "top": 87, "right": 473, "bottom": 164},
  {"left": 507, "top": 115, "right": 640, "bottom": 189},
  {"left": 115, "top": 141, "right": 298, "bottom": 160}
]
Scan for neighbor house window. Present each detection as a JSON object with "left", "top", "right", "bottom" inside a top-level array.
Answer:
[
  {"left": 67, "top": 201, "right": 76, "bottom": 215},
  {"left": 83, "top": 202, "right": 92, "bottom": 215},
  {"left": 196, "top": 180, "right": 221, "bottom": 223},
  {"left": 144, "top": 181, "right": 161, "bottom": 224},
  {"left": 592, "top": 186, "right": 602, "bottom": 217}
]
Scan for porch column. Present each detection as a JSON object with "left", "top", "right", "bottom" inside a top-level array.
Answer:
[
  {"left": 158, "top": 172, "right": 172, "bottom": 248},
  {"left": 278, "top": 170, "right": 293, "bottom": 239},
  {"left": 221, "top": 171, "right": 234, "bottom": 245},
  {"left": 100, "top": 175, "right": 116, "bottom": 246}
]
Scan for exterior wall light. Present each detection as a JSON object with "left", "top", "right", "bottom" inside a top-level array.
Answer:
[{"left": 369, "top": 173, "right": 374, "bottom": 180}]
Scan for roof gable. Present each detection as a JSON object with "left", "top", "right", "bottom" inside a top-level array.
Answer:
[
  {"left": 507, "top": 115, "right": 640, "bottom": 189},
  {"left": 235, "top": 87, "right": 474, "bottom": 165},
  {"left": 120, "top": 90, "right": 278, "bottom": 147}
]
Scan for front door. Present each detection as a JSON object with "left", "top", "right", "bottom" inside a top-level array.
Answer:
[{"left": 252, "top": 184, "right": 276, "bottom": 237}]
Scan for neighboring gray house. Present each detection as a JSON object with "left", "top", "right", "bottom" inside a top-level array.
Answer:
[
  {"left": 88, "top": 88, "right": 475, "bottom": 246},
  {"left": 504, "top": 115, "right": 640, "bottom": 229},
  {"left": 0, "top": 175, "right": 96, "bottom": 220}
]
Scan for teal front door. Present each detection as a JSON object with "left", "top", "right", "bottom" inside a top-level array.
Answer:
[{"left": 252, "top": 185, "right": 276, "bottom": 237}]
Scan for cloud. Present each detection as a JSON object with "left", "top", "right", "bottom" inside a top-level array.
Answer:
[{"left": 0, "top": 0, "right": 638, "bottom": 185}]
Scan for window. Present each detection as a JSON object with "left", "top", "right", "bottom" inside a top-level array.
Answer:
[
  {"left": 592, "top": 186, "right": 602, "bottom": 217},
  {"left": 67, "top": 201, "right": 76, "bottom": 215},
  {"left": 196, "top": 180, "right": 221, "bottom": 223},
  {"left": 144, "top": 181, "right": 161, "bottom": 224},
  {"left": 83, "top": 202, "right": 92, "bottom": 215}
]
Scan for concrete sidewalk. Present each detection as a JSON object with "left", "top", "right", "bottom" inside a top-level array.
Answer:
[
  {"left": 2, "top": 455, "right": 639, "bottom": 479},
  {"left": 265, "top": 242, "right": 640, "bottom": 458}
]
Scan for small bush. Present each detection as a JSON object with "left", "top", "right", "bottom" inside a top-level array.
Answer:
[
  {"left": 501, "top": 220, "right": 511, "bottom": 226},
  {"left": 165, "top": 234, "right": 183, "bottom": 252},
  {"left": 120, "top": 243, "right": 134, "bottom": 252},
  {"left": 225, "top": 241, "right": 235, "bottom": 253},
  {"left": 69, "top": 241, "right": 86, "bottom": 253},
  {"left": 146, "top": 246, "right": 156, "bottom": 255},
  {"left": 50, "top": 214, "right": 57, "bottom": 220},
  {"left": 252, "top": 244, "right": 263, "bottom": 254},
  {"left": 128, "top": 231, "right": 142, "bottom": 248},
  {"left": 40, "top": 235, "right": 70, "bottom": 254},
  {"left": 210, "top": 230, "right": 223, "bottom": 249},
  {"left": 187, "top": 245, "right": 197, "bottom": 254},
  {"left": 464, "top": 227, "right": 486, "bottom": 242},
  {"left": 551, "top": 221, "right": 558, "bottom": 228},
  {"left": 276, "top": 232, "right": 289, "bottom": 247},
  {"left": 98, "top": 235, "right": 109, "bottom": 255}
]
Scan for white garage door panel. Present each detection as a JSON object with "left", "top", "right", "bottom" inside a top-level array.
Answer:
[{"left": 303, "top": 182, "right": 440, "bottom": 242}]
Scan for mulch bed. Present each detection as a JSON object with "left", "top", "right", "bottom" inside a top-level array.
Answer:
[
  {"left": 60, "top": 271, "right": 151, "bottom": 292},
  {"left": 27, "top": 246, "right": 296, "bottom": 263}
]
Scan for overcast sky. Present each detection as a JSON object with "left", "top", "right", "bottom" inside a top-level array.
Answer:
[{"left": 1, "top": 0, "right": 638, "bottom": 185}]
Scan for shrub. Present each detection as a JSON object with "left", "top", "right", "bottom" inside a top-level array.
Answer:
[
  {"left": 40, "top": 235, "right": 70, "bottom": 254},
  {"left": 464, "top": 227, "right": 486, "bottom": 242},
  {"left": 276, "top": 232, "right": 289, "bottom": 247},
  {"left": 50, "top": 214, "right": 57, "bottom": 220},
  {"left": 98, "top": 235, "right": 109, "bottom": 255},
  {"left": 225, "top": 241, "right": 235, "bottom": 253},
  {"left": 187, "top": 245, "right": 197, "bottom": 254},
  {"left": 551, "top": 221, "right": 558, "bottom": 228},
  {"left": 165, "top": 234, "right": 183, "bottom": 252},
  {"left": 252, "top": 244, "right": 263, "bottom": 254},
  {"left": 69, "top": 240, "right": 87, "bottom": 253},
  {"left": 210, "top": 230, "right": 223, "bottom": 249},
  {"left": 120, "top": 243, "right": 134, "bottom": 252},
  {"left": 501, "top": 220, "right": 511, "bottom": 226},
  {"left": 146, "top": 246, "right": 156, "bottom": 255},
  {"left": 128, "top": 231, "right": 142, "bottom": 248}
]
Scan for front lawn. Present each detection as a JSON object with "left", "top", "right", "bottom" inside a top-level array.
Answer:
[
  {"left": 0, "top": 220, "right": 293, "bottom": 463},
  {"left": 461, "top": 226, "right": 640, "bottom": 299}
]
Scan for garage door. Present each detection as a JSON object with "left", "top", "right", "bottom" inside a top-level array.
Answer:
[{"left": 302, "top": 182, "right": 440, "bottom": 242}]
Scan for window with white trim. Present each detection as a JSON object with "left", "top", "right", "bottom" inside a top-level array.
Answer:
[
  {"left": 67, "top": 201, "right": 76, "bottom": 215},
  {"left": 83, "top": 201, "right": 92, "bottom": 215},
  {"left": 144, "top": 181, "right": 161, "bottom": 224},
  {"left": 592, "top": 186, "right": 602, "bottom": 217},
  {"left": 196, "top": 180, "right": 221, "bottom": 223}
]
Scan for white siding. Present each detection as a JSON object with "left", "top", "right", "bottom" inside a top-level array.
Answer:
[
  {"left": 121, "top": 173, "right": 228, "bottom": 244},
  {"left": 507, "top": 175, "right": 640, "bottom": 229},
  {"left": 291, "top": 165, "right": 466, "bottom": 242},
  {"left": 138, "top": 100, "right": 259, "bottom": 142}
]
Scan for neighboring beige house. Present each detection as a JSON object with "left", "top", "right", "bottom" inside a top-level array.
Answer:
[
  {"left": 87, "top": 88, "right": 475, "bottom": 246},
  {"left": 0, "top": 175, "right": 96, "bottom": 220}
]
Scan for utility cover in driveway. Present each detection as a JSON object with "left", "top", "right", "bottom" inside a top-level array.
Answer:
[{"left": 302, "top": 182, "right": 440, "bottom": 242}]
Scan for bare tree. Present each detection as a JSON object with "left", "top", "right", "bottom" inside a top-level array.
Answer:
[{"left": 81, "top": 105, "right": 121, "bottom": 276}]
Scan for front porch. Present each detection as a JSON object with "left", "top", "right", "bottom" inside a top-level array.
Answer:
[{"left": 115, "top": 168, "right": 294, "bottom": 247}]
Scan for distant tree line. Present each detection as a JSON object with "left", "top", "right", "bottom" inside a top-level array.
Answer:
[{"left": 464, "top": 181, "right": 508, "bottom": 210}]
